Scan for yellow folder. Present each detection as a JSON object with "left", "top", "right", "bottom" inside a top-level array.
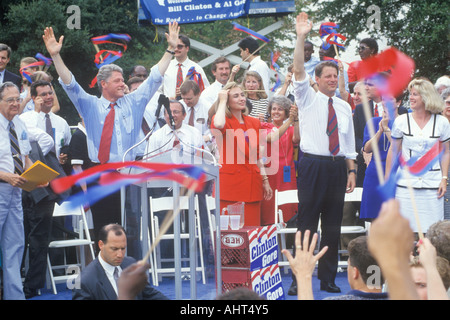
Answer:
[{"left": 20, "top": 160, "right": 60, "bottom": 192}]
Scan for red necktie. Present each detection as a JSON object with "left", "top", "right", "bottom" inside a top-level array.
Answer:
[
  {"left": 176, "top": 63, "right": 183, "bottom": 98},
  {"left": 374, "top": 103, "right": 379, "bottom": 117},
  {"left": 188, "top": 108, "right": 195, "bottom": 126},
  {"left": 327, "top": 98, "right": 340, "bottom": 156},
  {"left": 98, "top": 103, "right": 116, "bottom": 164}
]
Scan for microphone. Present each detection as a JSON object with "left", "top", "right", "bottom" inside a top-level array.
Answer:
[
  {"left": 155, "top": 94, "right": 166, "bottom": 118},
  {"left": 159, "top": 95, "right": 175, "bottom": 129}
]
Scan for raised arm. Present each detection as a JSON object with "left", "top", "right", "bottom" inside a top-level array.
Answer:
[
  {"left": 157, "top": 22, "right": 179, "bottom": 76},
  {"left": 212, "top": 89, "right": 229, "bottom": 130},
  {"left": 42, "top": 27, "right": 72, "bottom": 85},
  {"left": 293, "top": 12, "right": 313, "bottom": 82}
]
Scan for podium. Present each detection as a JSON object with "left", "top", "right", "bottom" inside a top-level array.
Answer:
[{"left": 120, "top": 148, "right": 221, "bottom": 300}]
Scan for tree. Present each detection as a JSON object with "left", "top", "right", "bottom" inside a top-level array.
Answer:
[{"left": 316, "top": 0, "right": 450, "bottom": 82}]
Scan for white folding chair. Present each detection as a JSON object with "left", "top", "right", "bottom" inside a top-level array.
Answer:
[
  {"left": 274, "top": 189, "right": 299, "bottom": 274},
  {"left": 149, "top": 195, "right": 206, "bottom": 286},
  {"left": 205, "top": 195, "right": 217, "bottom": 252},
  {"left": 46, "top": 202, "right": 95, "bottom": 294}
]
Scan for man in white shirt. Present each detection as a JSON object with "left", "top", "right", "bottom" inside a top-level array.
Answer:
[
  {"left": 20, "top": 80, "right": 71, "bottom": 160},
  {"left": 180, "top": 80, "right": 212, "bottom": 143},
  {"left": 160, "top": 34, "right": 210, "bottom": 100},
  {"left": 200, "top": 57, "right": 231, "bottom": 107},
  {"left": 238, "top": 36, "right": 271, "bottom": 96},
  {"left": 145, "top": 99, "right": 203, "bottom": 164},
  {"left": 288, "top": 12, "right": 357, "bottom": 295}
]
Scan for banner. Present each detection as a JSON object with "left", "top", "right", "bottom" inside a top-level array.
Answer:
[{"left": 141, "top": 0, "right": 250, "bottom": 25}]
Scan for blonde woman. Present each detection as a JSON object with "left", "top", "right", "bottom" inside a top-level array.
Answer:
[
  {"left": 386, "top": 78, "right": 450, "bottom": 233},
  {"left": 210, "top": 81, "right": 272, "bottom": 227},
  {"left": 242, "top": 71, "right": 269, "bottom": 120}
]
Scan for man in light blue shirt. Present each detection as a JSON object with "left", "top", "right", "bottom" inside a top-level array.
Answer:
[{"left": 42, "top": 23, "right": 180, "bottom": 242}]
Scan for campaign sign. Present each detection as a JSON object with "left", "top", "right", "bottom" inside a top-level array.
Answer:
[
  {"left": 248, "top": 225, "right": 278, "bottom": 271},
  {"left": 141, "top": 0, "right": 250, "bottom": 25},
  {"left": 251, "top": 264, "right": 285, "bottom": 300}
]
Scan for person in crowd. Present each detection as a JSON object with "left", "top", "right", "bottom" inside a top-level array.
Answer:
[
  {"left": 20, "top": 71, "right": 60, "bottom": 114},
  {"left": 347, "top": 38, "right": 380, "bottom": 91},
  {"left": 42, "top": 23, "right": 179, "bottom": 243},
  {"left": 260, "top": 95, "right": 299, "bottom": 226},
  {"left": 275, "top": 64, "right": 295, "bottom": 102},
  {"left": 238, "top": 36, "right": 271, "bottom": 97},
  {"left": 128, "top": 65, "right": 148, "bottom": 80},
  {"left": 359, "top": 99, "right": 398, "bottom": 221},
  {"left": 0, "top": 82, "right": 32, "bottom": 300},
  {"left": 303, "top": 41, "right": 320, "bottom": 78},
  {"left": 440, "top": 88, "right": 450, "bottom": 219},
  {"left": 386, "top": 78, "right": 450, "bottom": 234},
  {"left": 159, "top": 34, "right": 209, "bottom": 100},
  {"left": 0, "top": 44, "right": 22, "bottom": 89},
  {"left": 434, "top": 75, "right": 450, "bottom": 95},
  {"left": 426, "top": 220, "right": 450, "bottom": 262},
  {"left": 19, "top": 80, "right": 71, "bottom": 299},
  {"left": 72, "top": 223, "right": 168, "bottom": 300},
  {"left": 210, "top": 81, "right": 272, "bottom": 226},
  {"left": 242, "top": 70, "right": 269, "bottom": 120},
  {"left": 287, "top": 12, "right": 357, "bottom": 295},
  {"left": 201, "top": 56, "right": 232, "bottom": 107}
]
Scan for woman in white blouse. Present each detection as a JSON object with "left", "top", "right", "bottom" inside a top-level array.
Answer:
[{"left": 386, "top": 78, "right": 450, "bottom": 233}]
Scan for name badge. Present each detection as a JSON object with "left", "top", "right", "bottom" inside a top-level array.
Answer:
[
  {"left": 21, "top": 130, "right": 27, "bottom": 140},
  {"left": 283, "top": 166, "right": 291, "bottom": 183}
]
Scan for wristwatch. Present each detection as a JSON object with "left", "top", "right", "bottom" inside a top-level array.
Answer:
[{"left": 348, "top": 169, "right": 357, "bottom": 175}]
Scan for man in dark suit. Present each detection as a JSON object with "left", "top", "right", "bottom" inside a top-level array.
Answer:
[
  {"left": 72, "top": 224, "right": 168, "bottom": 300},
  {"left": 0, "top": 44, "right": 22, "bottom": 89}
]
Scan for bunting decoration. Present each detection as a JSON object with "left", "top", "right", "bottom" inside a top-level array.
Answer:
[
  {"left": 232, "top": 22, "right": 270, "bottom": 43},
  {"left": 319, "top": 22, "right": 346, "bottom": 51},
  {"left": 19, "top": 53, "right": 53, "bottom": 83},
  {"left": 185, "top": 66, "right": 205, "bottom": 92},
  {"left": 50, "top": 161, "right": 206, "bottom": 208},
  {"left": 270, "top": 51, "right": 281, "bottom": 92},
  {"left": 89, "top": 33, "right": 131, "bottom": 88}
]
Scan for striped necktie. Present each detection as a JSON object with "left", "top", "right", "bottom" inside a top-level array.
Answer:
[
  {"left": 176, "top": 63, "right": 183, "bottom": 100},
  {"left": 374, "top": 103, "right": 379, "bottom": 117},
  {"left": 98, "top": 103, "right": 116, "bottom": 164},
  {"left": 326, "top": 98, "right": 340, "bottom": 156},
  {"left": 45, "top": 113, "right": 56, "bottom": 154},
  {"left": 9, "top": 121, "right": 24, "bottom": 175}
]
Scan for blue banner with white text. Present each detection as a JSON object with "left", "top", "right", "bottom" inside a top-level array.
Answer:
[{"left": 140, "top": 0, "right": 250, "bottom": 25}]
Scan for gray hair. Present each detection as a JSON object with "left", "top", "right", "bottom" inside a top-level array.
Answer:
[
  {"left": 268, "top": 95, "right": 292, "bottom": 118},
  {"left": 97, "top": 64, "right": 123, "bottom": 93},
  {"left": 0, "top": 82, "right": 19, "bottom": 100},
  {"left": 441, "top": 87, "right": 450, "bottom": 101}
]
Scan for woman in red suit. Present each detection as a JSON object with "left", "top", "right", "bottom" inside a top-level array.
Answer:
[
  {"left": 260, "top": 95, "right": 300, "bottom": 226},
  {"left": 210, "top": 82, "right": 272, "bottom": 227}
]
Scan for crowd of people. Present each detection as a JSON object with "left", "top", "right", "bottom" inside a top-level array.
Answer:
[{"left": 0, "top": 10, "right": 449, "bottom": 301}]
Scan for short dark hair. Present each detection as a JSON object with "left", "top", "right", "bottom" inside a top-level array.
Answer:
[
  {"left": 30, "top": 80, "right": 52, "bottom": 98},
  {"left": 211, "top": 56, "right": 231, "bottom": 72},
  {"left": 0, "top": 44, "right": 12, "bottom": 58},
  {"left": 360, "top": 38, "right": 379, "bottom": 54},
  {"left": 238, "top": 36, "right": 259, "bottom": 55},
  {"left": 315, "top": 61, "right": 339, "bottom": 78},
  {"left": 127, "top": 76, "right": 144, "bottom": 88},
  {"left": 348, "top": 236, "right": 384, "bottom": 285},
  {"left": 179, "top": 34, "right": 190, "bottom": 48},
  {"left": 98, "top": 224, "right": 126, "bottom": 244}
]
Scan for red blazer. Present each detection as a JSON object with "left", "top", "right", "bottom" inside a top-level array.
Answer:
[{"left": 211, "top": 114, "right": 263, "bottom": 203}]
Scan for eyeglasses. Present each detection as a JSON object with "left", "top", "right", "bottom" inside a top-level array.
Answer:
[
  {"left": 176, "top": 44, "right": 186, "bottom": 50},
  {"left": 2, "top": 97, "right": 23, "bottom": 105}
]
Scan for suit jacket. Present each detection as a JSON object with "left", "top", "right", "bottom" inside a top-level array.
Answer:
[
  {"left": 72, "top": 256, "right": 169, "bottom": 300},
  {"left": 3, "top": 69, "right": 22, "bottom": 89}
]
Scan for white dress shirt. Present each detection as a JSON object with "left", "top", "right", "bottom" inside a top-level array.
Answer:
[
  {"left": 200, "top": 80, "right": 224, "bottom": 107},
  {"left": 159, "top": 58, "right": 210, "bottom": 99},
  {"left": 292, "top": 74, "right": 357, "bottom": 160},
  {"left": 180, "top": 96, "right": 211, "bottom": 138},
  {"left": 145, "top": 123, "right": 203, "bottom": 164},
  {"left": 98, "top": 254, "right": 121, "bottom": 295},
  {"left": 249, "top": 55, "right": 271, "bottom": 97},
  {"left": 20, "top": 110, "right": 71, "bottom": 156},
  {"left": 0, "top": 114, "right": 31, "bottom": 174}
]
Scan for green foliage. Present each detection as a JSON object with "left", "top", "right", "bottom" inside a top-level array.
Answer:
[{"left": 316, "top": 0, "right": 450, "bottom": 82}]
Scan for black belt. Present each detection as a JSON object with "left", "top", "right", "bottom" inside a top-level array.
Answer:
[
  {"left": 303, "top": 153, "right": 345, "bottom": 161},
  {"left": 0, "top": 179, "right": 7, "bottom": 183}
]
